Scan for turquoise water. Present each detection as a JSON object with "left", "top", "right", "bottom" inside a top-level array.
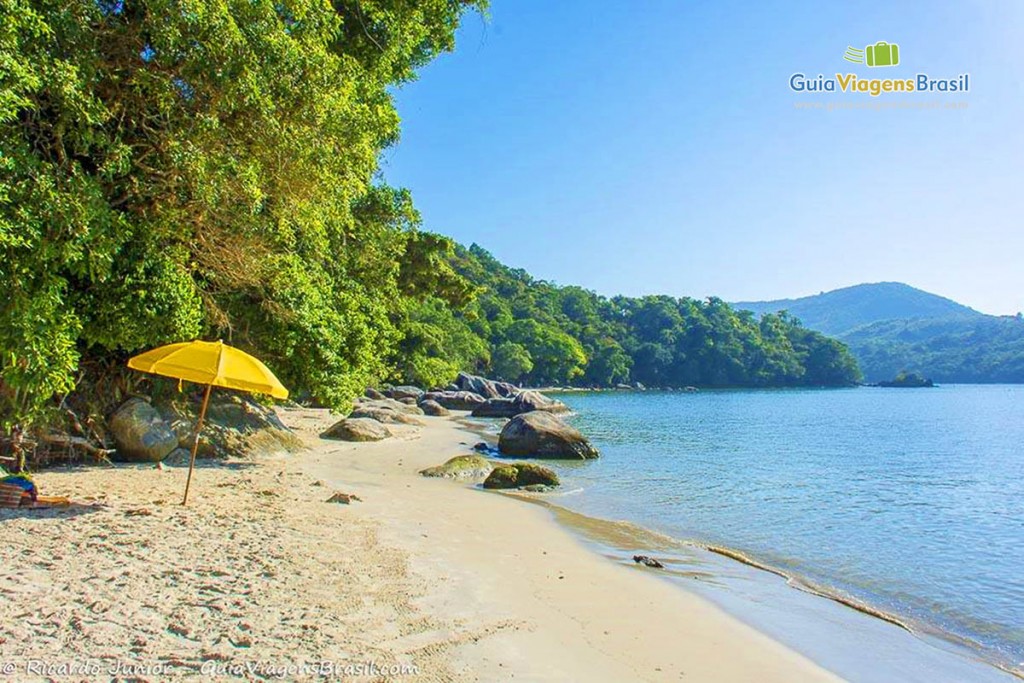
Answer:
[{"left": 543, "top": 386, "right": 1024, "bottom": 672}]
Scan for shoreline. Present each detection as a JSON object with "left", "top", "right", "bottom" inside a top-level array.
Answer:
[
  {"left": 506, "top": 492, "right": 1021, "bottom": 683},
  {"left": 455, "top": 414, "right": 1021, "bottom": 681},
  {"left": 2, "top": 408, "right": 1016, "bottom": 681},
  {"left": 293, "top": 409, "right": 838, "bottom": 682}
]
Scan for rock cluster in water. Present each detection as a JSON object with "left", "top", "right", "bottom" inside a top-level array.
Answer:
[{"left": 329, "top": 373, "right": 599, "bottom": 466}]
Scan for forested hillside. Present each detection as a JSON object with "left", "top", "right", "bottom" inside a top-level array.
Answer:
[
  {"left": 395, "top": 243, "right": 861, "bottom": 389},
  {"left": 842, "top": 315, "right": 1024, "bottom": 383},
  {"left": 0, "top": 0, "right": 859, "bottom": 431},
  {"left": 735, "top": 283, "right": 1024, "bottom": 382},
  {"left": 734, "top": 282, "right": 984, "bottom": 337}
]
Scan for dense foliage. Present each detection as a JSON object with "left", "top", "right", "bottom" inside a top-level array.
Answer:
[
  {"left": 735, "top": 282, "right": 983, "bottom": 337},
  {"left": 399, "top": 244, "right": 862, "bottom": 389},
  {"left": 842, "top": 315, "right": 1024, "bottom": 383},
  {"left": 736, "top": 283, "right": 1024, "bottom": 383},
  {"left": 0, "top": 0, "right": 859, "bottom": 431},
  {"left": 0, "top": 0, "right": 483, "bottom": 426}
]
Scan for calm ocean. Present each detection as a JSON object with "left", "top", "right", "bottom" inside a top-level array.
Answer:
[{"left": 529, "top": 386, "right": 1024, "bottom": 676}]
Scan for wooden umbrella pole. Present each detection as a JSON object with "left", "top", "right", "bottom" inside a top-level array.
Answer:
[{"left": 182, "top": 383, "right": 213, "bottom": 506}]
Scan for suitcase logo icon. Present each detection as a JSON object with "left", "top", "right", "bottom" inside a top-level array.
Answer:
[{"left": 844, "top": 42, "right": 900, "bottom": 67}]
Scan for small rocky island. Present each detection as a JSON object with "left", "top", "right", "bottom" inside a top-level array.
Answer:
[{"left": 877, "top": 371, "right": 935, "bottom": 388}]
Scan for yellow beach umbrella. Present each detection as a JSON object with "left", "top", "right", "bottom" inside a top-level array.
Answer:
[{"left": 127, "top": 340, "right": 288, "bottom": 505}]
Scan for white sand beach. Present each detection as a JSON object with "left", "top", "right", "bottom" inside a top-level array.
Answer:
[{"left": 0, "top": 409, "right": 838, "bottom": 682}]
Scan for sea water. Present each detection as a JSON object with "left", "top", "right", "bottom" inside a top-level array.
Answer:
[{"left": 537, "top": 386, "right": 1024, "bottom": 676}]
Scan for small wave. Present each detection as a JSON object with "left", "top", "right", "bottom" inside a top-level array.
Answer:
[
  {"left": 549, "top": 486, "right": 585, "bottom": 496},
  {"left": 701, "top": 544, "right": 914, "bottom": 631},
  {"left": 500, "top": 494, "right": 1024, "bottom": 679}
]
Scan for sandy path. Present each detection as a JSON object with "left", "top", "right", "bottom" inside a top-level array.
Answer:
[{"left": 0, "top": 408, "right": 838, "bottom": 682}]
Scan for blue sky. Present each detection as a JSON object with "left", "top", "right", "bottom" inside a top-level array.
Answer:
[{"left": 381, "top": 1, "right": 1024, "bottom": 315}]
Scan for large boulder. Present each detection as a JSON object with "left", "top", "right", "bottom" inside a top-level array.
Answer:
[
  {"left": 470, "top": 397, "right": 519, "bottom": 418},
  {"left": 109, "top": 398, "right": 179, "bottom": 462},
  {"left": 468, "top": 393, "right": 569, "bottom": 419},
  {"left": 512, "top": 390, "right": 569, "bottom": 414},
  {"left": 483, "top": 463, "right": 560, "bottom": 489},
  {"left": 419, "top": 454, "right": 493, "bottom": 481},
  {"left": 420, "top": 390, "right": 486, "bottom": 411},
  {"left": 158, "top": 393, "right": 301, "bottom": 460},
  {"left": 454, "top": 372, "right": 519, "bottom": 399},
  {"left": 349, "top": 405, "right": 425, "bottom": 426},
  {"left": 498, "top": 412, "right": 599, "bottom": 460},
  {"left": 364, "top": 387, "right": 386, "bottom": 400},
  {"left": 204, "top": 393, "right": 290, "bottom": 432},
  {"left": 321, "top": 417, "right": 391, "bottom": 442},
  {"left": 359, "top": 397, "right": 424, "bottom": 415},
  {"left": 418, "top": 399, "right": 450, "bottom": 417},
  {"left": 384, "top": 385, "right": 425, "bottom": 401},
  {"left": 470, "top": 391, "right": 570, "bottom": 418}
]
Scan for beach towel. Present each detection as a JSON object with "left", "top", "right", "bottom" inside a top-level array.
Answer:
[
  {"left": 25, "top": 495, "right": 72, "bottom": 509},
  {"left": 0, "top": 483, "right": 28, "bottom": 508},
  {"left": 0, "top": 475, "right": 39, "bottom": 508},
  {"left": 1, "top": 475, "right": 37, "bottom": 498}
]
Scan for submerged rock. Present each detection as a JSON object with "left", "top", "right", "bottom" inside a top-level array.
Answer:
[
  {"left": 418, "top": 399, "right": 450, "bottom": 416},
  {"left": 321, "top": 417, "right": 391, "bottom": 441},
  {"left": 109, "top": 398, "right": 179, "bottom": 463},
  {"left": 633, "top": 555, "right": 665, "bottom": 569},
  {"left": 498, "top": 412, "right": 598, "bottom": 460},
  {"left": 483, "top": 463, "right": 560, "bottom": 489},
  {"left": 419, "top": 454, "right": 493, "bottom": 481}
]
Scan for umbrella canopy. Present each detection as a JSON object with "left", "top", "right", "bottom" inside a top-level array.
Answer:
[
  {"left": 127, "top": 340, "right": 288, "bottom": 399},
  {"left": 127, "top": 340, "right": 288, "bottom": 504}
]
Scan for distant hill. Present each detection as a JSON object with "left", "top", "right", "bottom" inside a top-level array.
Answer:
[
  {"left": 734, "top": 282, "right": 985, "bottom": 337},
  {"left": 734, "top": 283, "right": 1024, "bottom": 383}
]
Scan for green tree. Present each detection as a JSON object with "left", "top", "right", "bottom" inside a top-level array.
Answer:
[
  {"left": 392, "top": 298, "right": 489, "bottom": 389},
  {"left": 491, "top": 342, "right": 533, "bottom": 383},
  {"left": 584, "top": 339, "right": 632, "bottom": 385},
  {"left": 0, "top": 0, "right": 484, "bottom": 425},
  {"left": 506, "top": 319, "right": 587, "bottom": 385}
]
